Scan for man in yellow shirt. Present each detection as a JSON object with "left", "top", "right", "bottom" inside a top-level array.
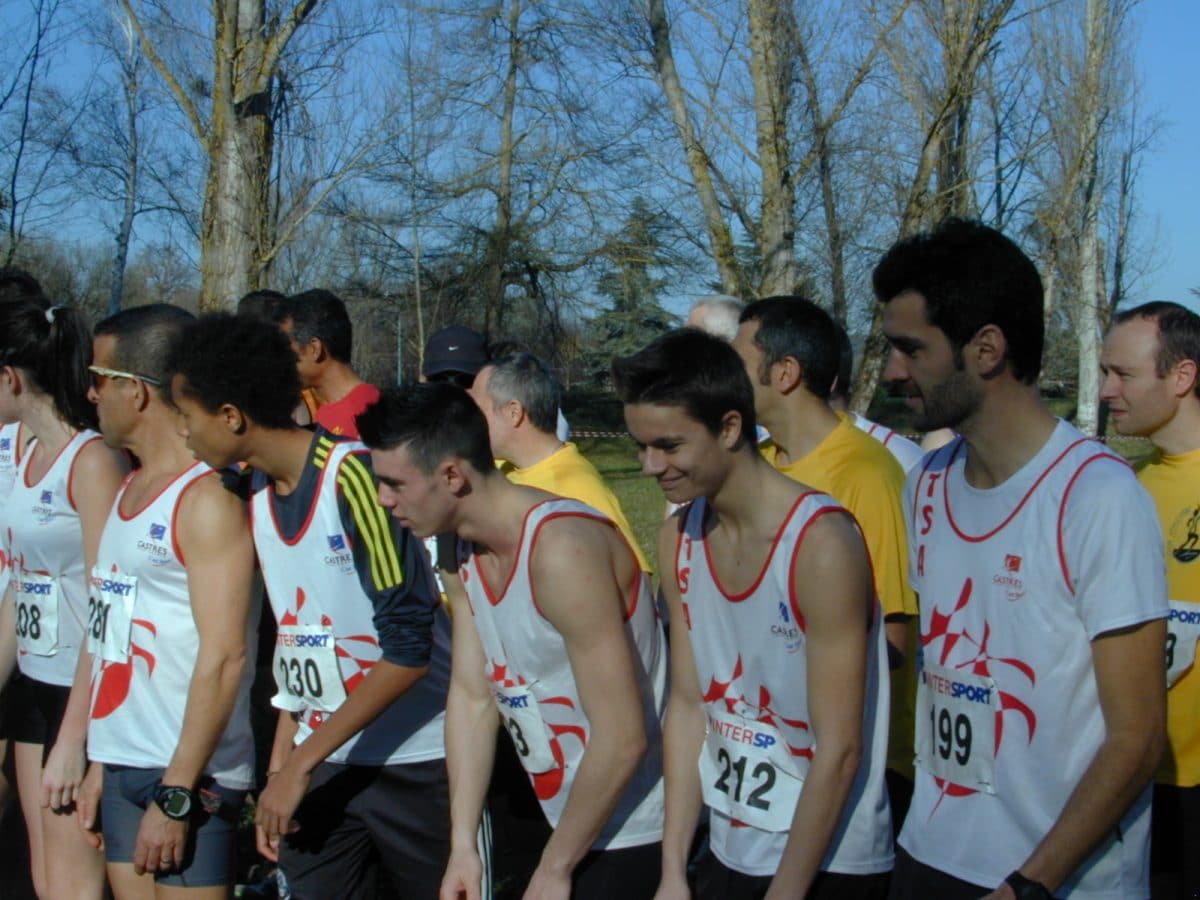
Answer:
[
  {"left": 732, "top": 296, "right": 918, "bottom": 822},
  {"left": 1102, "top": 300, "right": 1200, "bottom": 899},
  {"left": 468, "top": 352, "right": 652, "bottom": 573}
]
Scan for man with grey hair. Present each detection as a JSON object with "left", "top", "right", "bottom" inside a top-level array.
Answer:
[
  {"left": 468, "top": 353, "right": 650, "bottom": 572},
  {"left": 685, "top": 295, "right": 744, "bottom": 342}
]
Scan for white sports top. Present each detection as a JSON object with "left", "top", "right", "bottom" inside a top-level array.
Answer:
[
  {"left": 899, "top": 421, "right": 1167, "bottom": 898},
  {"left": 852, "top": 414, "right": 924, "bottom": 473},
  {"left": 677, "top": 493, "right": 893, "bottom": 877},
  {"left": 0, "top": 422, "right": 26, "bottom": 572},
  {"left": 7, "top": 431, "right": 99, "bottom": 685},
  {"left": 87, "top": 463, "right": 256, "bottom": 789},
  {"left": 459, "top": 497, "right": 666, "bottom": 850},
  {"left": 250, "top": 440, "right": 449, "bottom": 766}
]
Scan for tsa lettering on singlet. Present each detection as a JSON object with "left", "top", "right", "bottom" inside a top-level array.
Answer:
[
  {"left": 915, "top": 661, "right": 998, "bottom": 793},
  {"left": 493, "top": 681, "right": 557, "bottom": 774},
  {"left": 272, "top": 624, "right": 348, "bottom": 714},
  {"left": 87, "top": 567, "right": 136, "bottom": 664},
  {"left": 13, "top": 570, "right": 58, "bottom": 657},
  {"left": 1166, "top": 600, "right": 1200, "bottom": 687},
  {"left": 699, "top": 708, "right": 804, "bottom": 832}
]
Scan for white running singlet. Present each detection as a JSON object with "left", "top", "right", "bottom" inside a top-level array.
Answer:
[
  {"left": 0, "top": 421, "right": 26, "bottom": 572},
  {"left": 250, "top": 440, "right": 449, "bottom": 765},
  {"left": 899, "top": 421, "right": 1167, "bottom": 898},
  {"left": 677, "top": 493, "right": 893, "bottom": 877},
  {"left": 458, "top": 497, "right": 666, "bottom": 850},
  {"left": 87, "top": 463, "right": 256, "bottom": 789},
  {"left": 852, "top": 413, "right": 924, "bottom": 473},
  {"left": 7, "top": 431, "right": 100, "bottom": 685}
]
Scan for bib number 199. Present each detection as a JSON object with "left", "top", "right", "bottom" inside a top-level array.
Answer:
[{"left": 929, "top": 705, "right": 972, "bottom": 766}]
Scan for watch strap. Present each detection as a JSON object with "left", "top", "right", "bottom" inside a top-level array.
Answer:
[{"left": 1005, "top": 870, "right": 1053, "bottom": 900}]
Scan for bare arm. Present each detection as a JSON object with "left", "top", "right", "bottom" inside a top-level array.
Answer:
[
  {"left": 439, "top": 567, "right": 499, "bottom": 900},
  {"left": 988, "top": 619, "right": 1166, "bottom": 897},
  {"left": 527, "top": 519, "right": 652, "bottom": 888},
  {"left": 766, "top": 510, "right": 873, "bottom": 898},
  {"left": 655, "top": 517, "right": 706, "bottom": 899}
]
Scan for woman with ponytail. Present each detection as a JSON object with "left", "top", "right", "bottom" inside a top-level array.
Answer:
[{"left": 0, "top": 294, "right": 126, "bottom": 899}]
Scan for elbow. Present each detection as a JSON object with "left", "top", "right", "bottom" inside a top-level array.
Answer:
[
  {"left": 607, "top": 721, "right": 649, "bottom": 780},
  {"left": 820, "top": 735, "right": 863, "bottom": 790}
]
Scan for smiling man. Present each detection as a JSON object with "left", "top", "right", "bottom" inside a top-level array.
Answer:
[
  {"left": 1101, "top": 301, "right": 1200, "bottom": 899},
  {"left": 614, "top": 328, "right": 892, "bottom": 900},
  {"left": 357, "top": 383, "right": 666, "bottom": 900},
  {"left": 167, "top": 313, "right": 452, "bottom": 900},
  {"left": 878, "top": 219, "right": 1167, "bottom": 900}
]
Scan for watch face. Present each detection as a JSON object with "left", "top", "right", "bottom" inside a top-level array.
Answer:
[{"left": 158, "top": 787, "right": 192, "bottom": 818}]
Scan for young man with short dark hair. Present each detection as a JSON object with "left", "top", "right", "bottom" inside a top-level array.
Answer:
[{"left": 615, "top": 328, "right": 893, "bottom": 900}]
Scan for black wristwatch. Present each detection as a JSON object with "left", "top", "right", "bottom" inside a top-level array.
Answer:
[
  {"left": 1005, "top": 870, "right": 1053, "bottom": 899},
  {"left": 153, "top": 784, "right": 195, "bottom": 821}
]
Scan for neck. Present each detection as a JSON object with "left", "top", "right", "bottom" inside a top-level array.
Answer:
[
  {"left": 1151, "top": 400, "right": 1200, "bottom": 457},
  {"left": 705, "top": 447, "right": 778, "bottom": 527},
  {"left": 311, "top": 363, "right": 362, "bottom": 406},
  {"left": 957, "top": 382, "right": 1058, "bottom": 488},
  {"left": 124, "top": 410, "right": 200, "bottom": 478},
  {"left": 242, "top": 426, "right": 316, "bottom": 494},
  {"left": 759, "top": 395, "right": 840, "bottom": 466},
  {"left": 454, "top": 474, "right": 532, "bottom": 557},
  {"left": 22, "top": 397, "right": 75, "bottom": 454},
  {"left": 506, "top": 428, "right": 563, "bottom": 469}
]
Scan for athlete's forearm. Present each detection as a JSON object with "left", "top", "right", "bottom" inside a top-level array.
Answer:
[
  {"left": 163, "top": 641, "right": 247, "bottom": 788},
  {"left": 766, "top": 738, "right": 861, "bottom": 899},
  {"left": 0, "top": 587, "right": 16, "bottom": 692},
  {"left": 660, "top": 695, "right": 706, "bottom": 879},
  {"left": 444, "top": 681, "right": 499, "bottom": 851},
  {"left": 267, "top": 711, "right": 300, "bottom": 773},
  {"left": 53, "top": 644, "right": 94, "bottom": 746},
  {"left": 536, "top": 714, "right": 647, "bottom": 876},
  {"left": 287, "top": 659, "right": 427, "bottom": 774}
]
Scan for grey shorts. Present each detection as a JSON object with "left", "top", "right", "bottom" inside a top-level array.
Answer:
[{"left": 101, "top": 764, "right": 246, "bottom": 888}]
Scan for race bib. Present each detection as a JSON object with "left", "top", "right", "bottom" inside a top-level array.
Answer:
[
  {"left": 13, "top": 571, "right": 58, "bottom": 657},
  {"left": 1166, "top": 600, "right": 1200, "bottom": 687},
  {"left": 272, "top": 624, "right": 348, "bottom": 714},
  {"left": 88, "top": 568, "right": 135, "bottom": 664},
  {"left": 494, "top": 681, "right": 557, "bottom": 774},
  {"left": 916, "top": 662, "right": 997, "bottom": 793},
  {"left": 699, "top": 708, "right": 803, "bottom": 832}
]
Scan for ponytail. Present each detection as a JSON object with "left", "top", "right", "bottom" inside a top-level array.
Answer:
[{"left": 0, "top": 296, "right": 97, "bottom": 432}]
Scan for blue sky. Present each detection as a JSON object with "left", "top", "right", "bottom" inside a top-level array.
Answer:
[{"left": 1134, "top": 0, "right": 1198, "bottom": 305}]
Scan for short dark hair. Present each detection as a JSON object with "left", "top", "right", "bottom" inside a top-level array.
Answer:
[
  {"left": 237, "top": 289, "right": 290, "bottom": 324},
  {"left": 873, "top": 219, "right": 1044, "bottom": 385},
  {"left": 612, "top": 328, "right": 757, "bottom": 444},
  {"left": 357, "top": 383, "right": 495, "bottom": 475},
  {"left": 0, "top": 294, "right": 95, "bottom": 430},
  {"left": 484, "top": 353, "right": 560, "bottom": 433},
  {"left": 0, "top": 267, "right": 43, "bottom": 304},
  {"left": 832, "top": 320, "right": 854, "bottom": 402},
  {"left": 167, "top": 313, "right": 302, "bottom": 429},
  {"left": 1114, "top": 301, "right": 1200, "bottom": 396},
  {"left": 95, "top": 304, "right": 196, "bottom": 402},
  {"left": 288, "top": 289, "right": 352, "bottom": 363},
  {"left": 739, "top": 296, "right": 840, "bottom": 400}
]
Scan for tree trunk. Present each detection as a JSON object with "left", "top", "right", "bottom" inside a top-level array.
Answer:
[
  {"left": 646, "top": 0, "right": 742, "bottom": 296},
  {"left": 109, "top": 41, "right": 139, "bottom": 317},
  {"left": 748, "top": 0, "right": 796, "bottom": 297}
]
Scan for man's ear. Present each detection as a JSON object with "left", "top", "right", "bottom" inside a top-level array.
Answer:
[
  {"left": 220, "top": 403, "right": 248, "bottom": 435},
  {"left": 774, "top": 355, "right": 804, "bottom": 394},
  {"left": 441, "top": 457, "right": 470, "bottom": 496},
  {"left": 1172, "top": 358, "right": 1199, "bottom": 399},
  {"left": 718, "top": 409, "right": 744, "bottom": 449},
  {"left": 968, "top": 324, "right": 1008, "bottom": 379}
]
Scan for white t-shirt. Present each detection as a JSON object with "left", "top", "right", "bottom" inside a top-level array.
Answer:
[
  {"left": 852, "top": 414, "right": 924, "bottom": 473},
  {"left": 899, "top": 420, "right": 1167, "bottom": 898},
  {"left": 676, "top": 493, "right": 893, "bottom": 876}
]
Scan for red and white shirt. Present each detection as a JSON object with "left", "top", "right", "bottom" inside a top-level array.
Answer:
[
  {"left": 900, "top": 421, "right": 1167, "bottom": 898},
  {"left": 676, "top": 493, "right": 893, "bottom": 877},
  {"left": 458, "top": 497, "right": 666, "bottom": 850},
  {"left": 87, "top": 463, "right": 256, "bottom": 789}
]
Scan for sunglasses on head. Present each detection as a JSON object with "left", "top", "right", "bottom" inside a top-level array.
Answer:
[{"left": 88, "top": 365, "right": 163, "bottom": 389}]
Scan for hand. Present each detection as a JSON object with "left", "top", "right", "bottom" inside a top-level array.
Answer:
[
  {"left": 522, "top": 862, "right": 572, "bottom": 900},
  {"left": 76, "top": 762, "right": 104, "bottom": 851},
  {"left": 41, "top": 738, "right": 87, "bottom": 811},
  {"left": 652, "top": 869, "right": 691, "bottom": 900},
  {"left": 256, "top": 823, "right": 280, "bottom": 863},
  {"left": 439, "top": 846, "right": 483, "bottom": 900},
  {"left": 980, "top": 884, "right": 1017, "bottom": 900},
  {"left": 132, "top": 803, "right": 189, "bottom": 875},
  {"left": 254, "top": 761, "right": 309, "bottom": 846}
]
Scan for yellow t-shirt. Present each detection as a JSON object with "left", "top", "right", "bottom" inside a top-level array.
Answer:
[
  {"left": 1138, "top": 448, "right": 1200, "bottom": 787},
  {"left": 502, "top": 443, "right": 652, "bottom": 574},
  {"left": 761, "top": 413, "right": 918, "bottom": 777}
]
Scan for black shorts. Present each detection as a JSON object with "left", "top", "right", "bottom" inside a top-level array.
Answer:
[
  {"left": 279, "top": 757, "right": 452, "bottom": 900},
  {"left": 886, "top": 847, "right": 986, "bottom": 900},
  {"left": 695, "top": 850, "right": 890, "bottom": 900},
  {"left": 571, "top": 842, "right": 661, "bottom": 900},
  {"left": 1151, "top": 781, "right": 1200, "bottom": 898},
  {"left": 7, "top": 672, "right": 70, "bottom": 760}
]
